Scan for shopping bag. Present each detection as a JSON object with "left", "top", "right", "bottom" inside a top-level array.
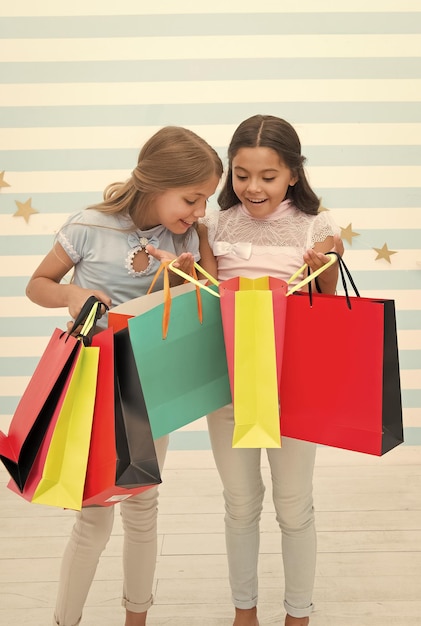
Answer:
[
  {"left": 31, "top": 339, "right": 100, "bottom": 510},
  {"left": 0, "top": 297, "right": 102, "bottom": 491},
  {"left": 109, "top": 264, "right": 231, "bottom": 440},
  {"left": 279, "top": 255, "right": 404, "bottom": 456},
  {"left": 9, "top": 325, "right": 160, "bottom": 508},
  {"left": 7, "top": 358, "right": 77, "bottom": 502},
  {"left": 218, "top": 276, "right": 288, "bottom": 448},
  {"left": 82, "top": 329, "right": 116, "bottom": 506},
  {"left": 81, "top": 327, "right": 119, "bottom": 506},
  {"left": 108, "top": 277, "right": 198, "bottom": 333},
  {"left": 81, "top": 327, "right": 161, "bottom": 506},
  {"left": 113, "top": 328, "right": 162, "bottom": 487},
  {"left": 168, "top": 257, "right": 337, "bottom": 449}
]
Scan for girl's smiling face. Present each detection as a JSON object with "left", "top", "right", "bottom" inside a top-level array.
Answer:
[
  {"left": 232, "top": 147, "right": 297, "bottom": 218},
  {"left": 145, "top": 175, "right": 220, "bottom": 233}
]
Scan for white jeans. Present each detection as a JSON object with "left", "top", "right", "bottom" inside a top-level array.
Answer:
[
  {"left": 53, "top": 435, "right": 168, "bottom": 626},
  {"left": 207, "top": 405, "right": 316, "bottom": 619}
]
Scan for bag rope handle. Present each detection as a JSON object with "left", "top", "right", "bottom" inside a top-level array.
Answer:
[
  {"left": 146, "top": 261, "right": 204, "bottom": 339},
  {"left": 65, "top": 296, "right": 107, "bottom": 344},
  {"left": 325, "top": 251, "right": 360, "bottom": 309},
  {"left": 285, "top": 254, "right": 337, "bottom": 295},
  {"left": 168, "top": 260, "right": 220, "bottom": 296},
  {"left": 169, "top": 254, "right": 360, "bottom": 309},
  {"left": 168, "top": 254, "right": 338, "bottom": 297}
]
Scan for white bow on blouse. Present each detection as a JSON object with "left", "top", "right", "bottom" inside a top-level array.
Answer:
[{"left": 213, "top": 241, "right": 252, "bottom": 260}]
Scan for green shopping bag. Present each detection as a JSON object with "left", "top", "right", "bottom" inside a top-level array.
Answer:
[{"left": 111, "top": 265, "right": 231, "bottom": 439}]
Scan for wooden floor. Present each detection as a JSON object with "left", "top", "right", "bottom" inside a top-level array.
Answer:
[{"left": 1, "top": 422, "right": 421, "bottom": 626}]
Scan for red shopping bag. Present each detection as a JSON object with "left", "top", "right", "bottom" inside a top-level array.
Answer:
[
  {"left": 0, "top": 297, "right": 103, "bottom": 491},
  {"left": 81, "top": 327, "right": 119, "bottom": 506},
  {"left": 7, "top": 358, "right": 77, "bottom": 501},
  {"left": 279, "top": 256, "right": 403, "bottom": 456}
]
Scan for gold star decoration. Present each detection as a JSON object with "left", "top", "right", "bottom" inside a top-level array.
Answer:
[
  {"left": 13, "top": 198, "right": 39, "bottom": 223},
  {"left": 373, "top": 243, "right": 398, "bottom": 264},
  {"left": 0, "top": 171, "right": 11, "bottom": 189},
  {"left": 340, "top": 223, "right": 360, "bottom": 246}
]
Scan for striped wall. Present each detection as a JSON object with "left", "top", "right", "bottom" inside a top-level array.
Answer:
[{"left": 0, "top": 1, "right": 420, "bottom": 450}]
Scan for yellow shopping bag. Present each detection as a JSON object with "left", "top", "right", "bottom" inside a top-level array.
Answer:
[
  {"left": 221, "top": 277, "right": 287, "bottom": 448},
  {"left": 31, "top": 305, "right": 101, "bottom": 510}
]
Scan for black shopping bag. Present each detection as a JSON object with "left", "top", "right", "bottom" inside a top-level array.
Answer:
[{"left": 114, "top": 329, "right": 162, "bottom": 488}]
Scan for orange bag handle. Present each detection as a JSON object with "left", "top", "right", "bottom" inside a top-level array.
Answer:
[{"left": 147, "top": 261, "right": 203, "bottom": 339}]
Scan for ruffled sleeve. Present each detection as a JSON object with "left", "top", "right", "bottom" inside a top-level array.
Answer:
[
  {"left": 306, "top": 211, "right": 340, "bottom": 248},
  {"left": 56, "top": 210, "right": 91, "bottom": 264}
]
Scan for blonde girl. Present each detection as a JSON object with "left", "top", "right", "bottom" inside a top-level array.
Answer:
[{"left": 26, "top": 126, "right": 223, "bottom": 626}]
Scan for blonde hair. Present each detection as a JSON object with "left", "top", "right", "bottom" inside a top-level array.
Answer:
[{"left": 89, "top": 126, "right": 223, "bottom": 229}]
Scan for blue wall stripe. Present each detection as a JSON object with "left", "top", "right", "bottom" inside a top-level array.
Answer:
[
  {"left": 399, "top": 352, "right": 421, "bottom": 370},
  {"left": 2, "top": 232, "right": 421, "bottom": 256},
  {"left": 2, "top": 58, "right": 421, "bottom": 83},
  {"left": 0, "top": 317, "right": 69, "bottom": 336},
  {"left": 0, "top": 278, "right": 30, "bottom": 297},
  {"left": 1, "top": 14, "right": 420, "bottom": 38},
  {"left": 167, "top": 428, "right": 421, "bottom": 450},
  {"left": 402, "top": 390, "right": 421, "bottom": 407},
  {"left": 0, "top": 358, "right": 39, "bottom": 376},
  {"left": 0, "top": 421, "right": 418, "bottom": 449},
  {"left": 1, "top": 351, "right": 419, "bottom": 375},
  {"left": 2, "top": 146, "right": 421, "bottom": 171},
  {"left": 306, "top": 146, "right": 421, "bottom": 167},
  {"left": 0, "top": 193, "right": 101, "bottom": 214},
  {"left": 0, "top": 311, "right": 419, "bottom": 336},
  {"left": 345, "top": 232, "right": 421, "bottom": 249},
  {"left": 168, "top": 428, "right": 421, "bottom": 450},
  {"left": 168, "top": 431, "right": 212, "bottom": 451},
  {"left": 1, "top": 103, "right": 421, "bottom": 127},
  {"left": 2, "top": 189, "right": 421, "bottom": 213},
  {"left": 319, "top": 188, "right": 421, "bottom": 208},
  {"left": 396, "top": 311, "right": 421, "bottom": 330},
  {"left": 0, "top": 236, "right": 55, "bottom": 256},
  {"left": 403, "top": 427, "right": 421, "bottom": 445}
]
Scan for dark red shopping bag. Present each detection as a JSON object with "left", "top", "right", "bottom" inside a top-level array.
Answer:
[
  {"left": 279, "top": 256, "right": 403, "bottom": 456},
  {"left": 82, "top": 327, "right": 161, "bottom": 506},
  {"left": 81, "top": 327, "right": 119, "bottom": 506}
]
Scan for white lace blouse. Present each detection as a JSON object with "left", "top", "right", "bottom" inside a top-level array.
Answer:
[{"left": 200, "top": 200, "right": 340, "bottom": 285}]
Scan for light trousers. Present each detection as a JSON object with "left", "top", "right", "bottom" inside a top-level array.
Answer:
[
  {"left": 53, "top": 435, "right": 168, "bottom": 626},
  {"left": 207, "top": 405, "right": 317, "bottom": 619}
]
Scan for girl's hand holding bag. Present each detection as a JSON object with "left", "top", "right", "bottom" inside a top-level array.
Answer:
[{"left": 0, "top": 297, "right": 103, "bottom": 494}]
